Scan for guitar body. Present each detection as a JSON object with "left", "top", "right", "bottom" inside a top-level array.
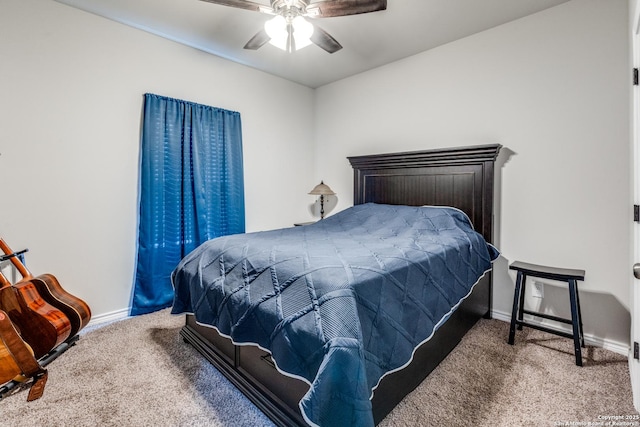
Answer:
[
  {"left": 30, "top": 273, "right": 91, "bottom": 337},
  {"left": 0, "top": 309, "right": 49, "bottom": 401},
  {"left": 0, "top": 238, "right": 91, "bottom": 337},
  {"left": 0, "top": 283, "right": 71, "bottom": 359},
  {"left": 0, "top": 336, "right": 24, "bottom": 384},
  {"left": 0, "top": 311, "right": 30, "bottom": 384}
]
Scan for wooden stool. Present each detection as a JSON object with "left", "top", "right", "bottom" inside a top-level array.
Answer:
[{"left": 507, "top": 261, "right": 586, "bottom": 366}]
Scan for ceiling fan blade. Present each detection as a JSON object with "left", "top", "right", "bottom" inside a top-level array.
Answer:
[
  {"left": 243, "top": 29, "right": 271, "bottom": 50},
  {"left": 199, "top": 0, "right": 265, "bottom": 13},
  {"left": 310, "top": 26, "right": 342, "bottom": 54},
  {"left": 307, "top": 0, "right": 387, "bottom": 18}
]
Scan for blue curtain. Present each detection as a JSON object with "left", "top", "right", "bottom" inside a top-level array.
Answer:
[{"left": 131, "top": 93, "right": 245, "bottom": 315}]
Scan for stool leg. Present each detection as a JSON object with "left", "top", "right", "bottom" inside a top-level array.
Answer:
[
  {"left": 517, "top": 273, "right": 527, "bottom": 330},
  {"left": 508, "top": 270, "right": 524, "bottom": 345},
  {"left": 568, "top": 279, "right": 583, "bottom": 366},
  {"left": 575, "top": 283, "right": 585, "bottom": 348}
]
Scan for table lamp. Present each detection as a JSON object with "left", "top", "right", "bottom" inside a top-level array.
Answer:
[{"left": 308, "top": 181, "right": 335, "bottom": 219}]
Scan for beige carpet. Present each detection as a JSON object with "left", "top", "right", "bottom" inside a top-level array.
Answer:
[
  {"left": 380, "top": 320, "right": 636, "bottom": 427},
  {"left": 1, "top": 309, "right": 636, "bottom": 426}
]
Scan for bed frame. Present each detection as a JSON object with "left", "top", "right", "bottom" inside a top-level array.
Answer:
[{"left": 180, "top": 143, "right": 502, "bottom": 426}]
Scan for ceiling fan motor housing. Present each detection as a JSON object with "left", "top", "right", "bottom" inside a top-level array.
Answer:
[{"left": 270, "top": 0, "right": 311, "bottom": 18}]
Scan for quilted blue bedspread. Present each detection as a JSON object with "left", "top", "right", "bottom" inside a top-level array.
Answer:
[{"left": 171, "top": 203, "right": 499, "bottom": 427}]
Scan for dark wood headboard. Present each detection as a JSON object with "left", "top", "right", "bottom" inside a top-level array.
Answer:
[{"left": 348, "top": 144, "right": 501, "bottom": 244}]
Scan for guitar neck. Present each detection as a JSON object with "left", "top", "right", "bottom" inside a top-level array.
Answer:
[
  {"left": 0, "top": 239, "right": 32, "bottom": 279},
  {"left": 0, "top": 271, "right": 12, "bottom": 289}
]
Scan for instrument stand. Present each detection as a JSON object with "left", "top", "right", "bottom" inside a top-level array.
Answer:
[{"left": 0, "top": 334, "right": 80, "bottom": 400}]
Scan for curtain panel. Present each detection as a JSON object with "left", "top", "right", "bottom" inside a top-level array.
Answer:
[{"left": 131, "top": 93, "right": 245, "bottom": 315}]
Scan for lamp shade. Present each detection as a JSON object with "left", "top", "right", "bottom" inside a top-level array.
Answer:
[
  {"left": 308, "top": 181, "right": 335, "bottom": 196},
  {"left": 265, "top": 15, "right": 314, "bottom": 52}
]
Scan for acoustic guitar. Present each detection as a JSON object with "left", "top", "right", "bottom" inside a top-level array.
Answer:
[
  {"left": 0, "top": 269, "right": 71, "bottom": 359},
  {"left": 0, "top": 239, "right": 91, "bottom": 337},
  {"left": 0, "top": 311, "right": 26, "bottom": 384},
  {"left": 0, "top": 309, "right": 48, "bottom": 401}
]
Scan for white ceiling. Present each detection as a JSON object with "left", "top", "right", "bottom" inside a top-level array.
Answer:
[{"left": 53, "top": 0, "right": 571, "bottom": 88}]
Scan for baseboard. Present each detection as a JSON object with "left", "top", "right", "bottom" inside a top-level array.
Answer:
[
  {"left": 85, "top": 308, "right": 130, "bottom": 330},
  {"left": 82, "top": 308, "right": 630, "bottom": 356},
  {"left": 491, "top": 309, "right": 630, "bottom": 356}
]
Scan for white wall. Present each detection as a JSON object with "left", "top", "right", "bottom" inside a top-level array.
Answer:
[
  {"left": 315, "top": 0, "right": 632, "bottom": 349},
  {"left": 0, "top": 0, "right": 315, "bottom": 318},
  {"left": 0, "top": 0, "right": 632, "bottom": 351}
]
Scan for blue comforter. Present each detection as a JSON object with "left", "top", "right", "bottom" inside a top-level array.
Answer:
[{"left": 171, "top": 203, "right": 499, "bottom": 426}]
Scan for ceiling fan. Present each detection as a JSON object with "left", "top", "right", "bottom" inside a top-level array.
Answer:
[{"left": 199, "top": 0, "right": 387, "bottom": 53}]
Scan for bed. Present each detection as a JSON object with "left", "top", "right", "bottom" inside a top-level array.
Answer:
[{"left": 172, "top": 143, "right": 501, "bottom": 427}]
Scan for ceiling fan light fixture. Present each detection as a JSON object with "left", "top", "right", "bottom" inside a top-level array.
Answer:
[
  {"left": 264, "top": 14, "right": 314, "bottom": 52},
  {"left": 201, "top": 0, "right": 386, "bottom": 54},
  {"left": 292, "top": 16, "right": 314, "bottom": 49},
  {"left": 264, "top": 15, "right": 287, "bottom": 50}
]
